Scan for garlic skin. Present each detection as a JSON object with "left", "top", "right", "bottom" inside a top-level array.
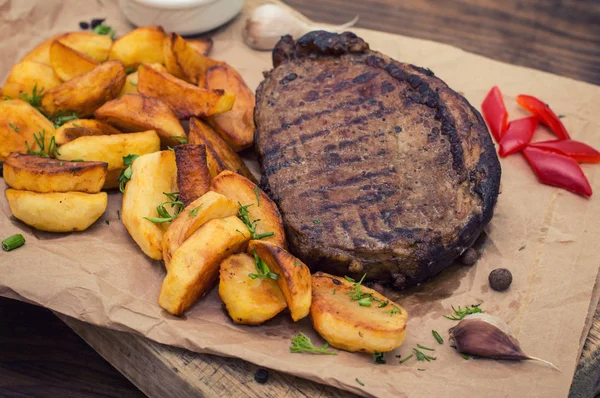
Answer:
[
  {"left": 243, "top": 3, "right": 359, "bottom": 51},
  {"left": 449, "top": 313, "right": 559, "bottom": 370}
]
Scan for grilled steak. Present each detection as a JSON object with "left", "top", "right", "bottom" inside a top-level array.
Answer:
[{"left": 254, "top": 32, "right": 501, "bottom": 288}]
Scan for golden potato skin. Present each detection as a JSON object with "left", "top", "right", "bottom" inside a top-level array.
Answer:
[
  {"left": 162, "top": 191, "right": 238, "bottom": 270},
  {"left": 205, "top": 64, "right": 255, "bottom": 152},
  {"left": 54, "top": 119, "right": 121, "bottom": 146},
  {"left": 5, "top": 189, "right": 107, "bottom": 232},
  {"left": 109, "top": 26, "right": 166, "bottom": 67},
  {"left": 189, "top": 118, "right": 256, "bottom": 182},
  {"left": 41, "top": 60, "right": 126, "bottom": 117},
  {"left": 0, "top": 100, "right": 55, "bottom": 162},
  {"left": 119, "top": 72, "right": 139, "bottom": 97},
  {"left": 187, "top": 38, "right": 213, "bottom": 56},
  {"left": 58, "top": 32, "right": 112, "bottom": 62},
  {"left": 3, "top": 61, "right": 62, "bottom": 98},
  {"left": 163, "top": 33, "right": 220, "bottom": 85},
  {"left": 21, "top": 33, "right": 66, "bottom": 65},
  {"left": 211, "top": 171, "right": 286, "bottom": 248},
  {"left": 159, "top": 216, "right": 250, "bottom": 316},
  {"left": 122, "top": 150, "right": 178, "bottom": 260},
  {"left": 94, "top": 94, "right": 184, "bottom": 147},
  {"left": 56, "top": 130, "right": 161, "bottom": 189},
  {"left": 310, "top": 272, "right": 408, "bottom": 353},
  {"left": 248, "top": 240, "right": 311, "bottom": 321},
  {"left": 219, "top": 253, "right": 287, "bottom": 325},
  {"left": 174, "top": 144, "right": 211, "bottom": 206},
  {"left": 137, "top": 63, "right": 235, "bottom": 119},
  {"left": 3, "top": 153, "right": 107, "bottom": 193},
  {"left": 49, "top": 41, "right": 98, "bottom": 81}
]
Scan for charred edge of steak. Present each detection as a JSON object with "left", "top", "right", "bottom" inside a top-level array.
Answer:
[{"left": 256, "top": 32, "right": 501, "bottom": 289}]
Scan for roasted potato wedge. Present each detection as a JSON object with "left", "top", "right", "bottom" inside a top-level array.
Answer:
[
  {"left": 0, "top": 99, "right": 55, "bottom": 162},
  {"left": 54, "top": 119, "right": 121, "bottom": 145},
  {"left": 21, "top": 33, "right": 66, "bottom": 65},
  {"left": 310, "top": 272, "right": 408, "bottom": 353},
  {"left": 205, "top": 64, "right": 255, "bottom": 151},
  {"left": 162, "top": 191, "right": 238, "bottom": 269},
  {"left": 248, "top": 240, "right": 311, "bottom": 321},
  {"left": 41, "top": 60, "right": 126, "bottom": 117},
  {"left": 109, "top": 26, "right": 166, "bottom": 67},
  {"left": 210, "top": 171, "right": 286, "bottom": 248},
  {"left": 219, "top": 253, "right": 287, "bottom": 325},
  {"left": 49, "top": 41, "right": 98, "bottom": 81},
  {"left": 56, "top": 130, "right": 160, "bottom": 189},
  {"left": 188, "top": 118, "right": 256, "bottom": 182},
  {"left": 163, "top": 33, "right": 220, "bottom": 85},
  {"left": 119, "top": 71, "right": 139, "bottom": 97},
  {"left": 174, "top": 144, "right": 211, "bottom": 206},
  {"left": 6, "top": 189, "right": 107, "bottom": 232},
  {"left": 94, "top": 94, "right": 184, "bottom": 147},
  {"left": 3, "top": 153, "right": 107, "bottom": 193},
  {"left": 58, "top": 32, "right": 112, "bottom": 62},
  {"left": 3, "top": 61, "right": 62, "bottom": 98},
  {"left": 159, "top": 216, "right": 250, "bottom": 316},
  {"left": 187, "top": 38, "right": 213, "bottom": 56},
  {"left": 137, "top": 63, "right": 235, "bottom": 119},
  {"left": 122, "top": 150, "right": 178, "bottom": 260}
]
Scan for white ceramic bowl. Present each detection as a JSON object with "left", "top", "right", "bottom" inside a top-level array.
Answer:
[{"left": 119, "top": 0, "right": 244, "bottom": 36}]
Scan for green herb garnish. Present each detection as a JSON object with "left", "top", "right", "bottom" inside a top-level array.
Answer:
[
  {"left": 118, "top": 154, "right": 139, "bottom": 193},
  {"left": 170, "top": 136, "right": 187, "bottom": 144},
  {"left": 51, "top": 111, "right": 79, "bottom": 128},
  {"left": 2, "top": 234, "right": 25, "bottom": 251},
  {"left": 432, "top": 330, "right": 443, "bottom": 344},
  {"left": 373, "top": 351, "right": 386, "bottom": 364},
  {"left": 254, "top": 186, "right": 261, "bottom": 207},
  {"left": 188, "top": 205, "right": 201, "bottom": 217},
  {"left": 332, "top": 288, "right": 336, "bottom": 295},
  {"left": 92, "top": 24, "right": 116, "bottom": 39},
  {"left": 461, "top": 353, "right": 470, "bottom": 360},
  {"left": 414, "top": 348, "right": 436, "bottom": 362},
  {"left": 9, "top": 123, "right": 19, "bottom": 132},
  {"left": 355, "top": 378, "right": 364, "bottom": 386},
  {"left": 417, "top": 344, "right": 434, "bottom": 351},
  {"left": 399, "top": 354, "right": 413, "bottom": 364},
  {"left": 249, "top": 247, "right": 279, "bottom": 280},
  {"left": 237, "top": 202, "right": 275, "bottom": 240},
  {"left": 26, "top": 131, "right": 59, "bottom": 157},
  {"left": 385, "top": 305, "right": 402, "bottom": 316},
  {"left": 117, "top": 210, "right": 120, "bottom": 220},
  {"left": 444, "top": 304, "right": 483, "bottom": 321},
  {"left": 313, "top": 219, "right": 321, "bottom": 224},
  {"left": 290, "top": 333, "right": 337, "bottom": 355},
  {"left": 294, "top": 259, "right": 302, "bottom": 267},
  {"left": 125, "top": 66, "right": 136, "bottom": 74},
  {"left": 20, "top": 84, "right": 44, "bottom": 111},
  {"left": 144, "top": 192, "right": 183, "bottom": 223},
  {"left": 344, "top": 276, "right": 355, "bottom": 283}
]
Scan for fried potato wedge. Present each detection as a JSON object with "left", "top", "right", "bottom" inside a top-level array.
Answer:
[
  {"left": 41, "top": 60, "right": 126, "bottom": 117},
  {"left": 122, "top": 150, "right": 178, "bottom": 260},
  {"left": 3, "top": 153, "right": 107, "bottom": 193},
  {"left": 56, "top": 130, "right": 160, "bottom": 189},
  {"left": 219, "top": 253, "right": 287, "bottom": 325},
  {"left": 137, "top": 63, "right": 235, "bottom": 119},
  {"left": 248, "top": 240, "right": 311, "bottom": 321},
  {"left": 109, "top": 26, "right": 166, "bottom": 67},
  {"left": 3, "top": 61, "right": 62, "bottom": 98},
  {"left": 210, "top": 171, "right": 285, "bottom": 248},
  {"left": 205, "top": 64, "right": 255, "bottom": 151},
  {"left": 21, "top": 33, "right": 66, "bottom": 65},
  {"left": 188, "top": 118, "right": 256, "bottom": 182},
  {"left": 119, "top": 71, "right": 139, "bottom": 97},
  {"left": 49, "top": 41, "right": 98, "bottom": 81},
  {"left": 187, "top": 38, "right": 213, "bottom": 56},
  {"left": 58, "top": 32, "right": 112, "bottom": 62},
  {"left": 0, "top": 99, "right": 55, "bottom": 162},
  {"left": 162, "top": 191, "right": 238, "bottom": 269},
  {"left": 174, "top": 144, "right": 211, "bottom": 206},
  {"left": 163, "top": 33, "right": 220, "bottom": 85},
  {"left": 94, "top": 94, "right": 184, "bottom": 147},
  {"left": 54, "top": 119, "right": 121, "bottom": 145},
  {"left": 6, "top": 189, "right": 107, "bottom": 232},
  {"left": 159, "top": 216, "right": 250, "bottom": 316},
  {"left": 310, "top": 272, "right": 408, "bottom": 353}
]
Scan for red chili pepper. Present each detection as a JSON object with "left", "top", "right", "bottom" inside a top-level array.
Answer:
[
  {"left": 528, "top": 140, "right": 600, "bottom": 163},
  {"left": 498, "top": 117, "right": 539, "bottom": 157},
  {"left": 516, "top": 95, "right": 571, "bottom": 140},
  {"left": 481, "top": 86, "right": 508, "bottom": 143},
  {"left": 522, "top": 147, "right": 592, "bottom": 197}
]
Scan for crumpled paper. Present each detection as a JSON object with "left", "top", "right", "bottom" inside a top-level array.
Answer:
[{"left": 1, "top": 0, "right": 599, "bottom": 397}]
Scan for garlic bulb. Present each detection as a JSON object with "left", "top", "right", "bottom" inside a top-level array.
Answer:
[
  {"left": 449, "top": 313, "right": 559, "bottom": 370},
  {"left": 243, "top": 3, "right": 359, "bottom": 51}
]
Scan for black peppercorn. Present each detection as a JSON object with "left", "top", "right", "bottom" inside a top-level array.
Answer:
[
  {"left": 91, "top": 18, "right": 105, "bottom": 29},
  {"left": 391, "top": 273, "right": 406, "bottom": 289},
  {"left": 489, "top": 268, "right": 512, "bottom": 291},
  {"left": 459, "top": 248, "right": 478, "bottom": 265},
  {"left": 79, "top": 21, "right": 90, "bottom": 30},
  {"left": 254, "top": 368, "right": 269, "bottom": 384}
]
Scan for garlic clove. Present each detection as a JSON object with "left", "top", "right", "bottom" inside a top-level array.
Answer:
[
  {"left": 449, "top": 314, "right": 560, "bottom": 370},
  {"left": 243, "top": 3, "right": 359, "bottom": 51}
]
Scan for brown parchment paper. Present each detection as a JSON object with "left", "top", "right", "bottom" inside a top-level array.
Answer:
[{"left": 1, "top": 1, "right": 599, "bottom": 397}]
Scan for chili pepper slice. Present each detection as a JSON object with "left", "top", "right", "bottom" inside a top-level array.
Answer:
[
  {"left": 516, "top": 95, "right": 570, "bottom": 140},
  {"left": 481, "top": 86, "right": 508, "bottom": 143},
  {"left": 522, "top": 146, "right": 592, "bottom": 197},
  {"left": 498, "top": 116, "right": 539, "bottom": 157},
  {"left": 528, "top": 140, "right": 600, "bottom": 163}
]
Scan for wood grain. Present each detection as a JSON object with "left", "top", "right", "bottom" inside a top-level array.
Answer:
[{"left": 284, "top": 0, "right": 600, "bottom": 85}]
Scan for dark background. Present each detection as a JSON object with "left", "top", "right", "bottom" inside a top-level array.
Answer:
[{"left": 1, "top": 0, "right": 599, "bottom": 396}]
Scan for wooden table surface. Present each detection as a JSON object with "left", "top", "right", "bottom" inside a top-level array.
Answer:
[{"left": 2, "top": 0, "right": 599, "bottom": 397}]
